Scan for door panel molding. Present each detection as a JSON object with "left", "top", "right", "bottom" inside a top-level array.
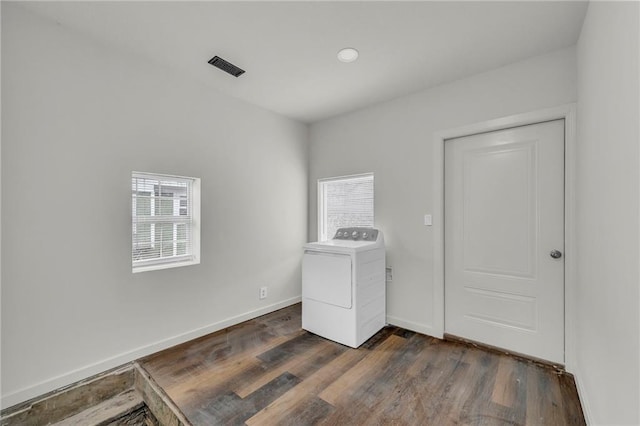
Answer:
[
  {"left": 462, "top": 141, "right": 539, "bottom": 279},
  {"left": 432, "top": 103, "right": 577, "bottom": 371},
  {"left": 463, "top": 286, "right": 538, "bottom": 331}
]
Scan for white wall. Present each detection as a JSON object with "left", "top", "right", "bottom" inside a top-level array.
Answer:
[
  {"left": 309, "top": 47, "right": 577, "bottom": 336},
  {"left": 575, "top": 2, "right": 640, "bottom": 425},
  {"left": 1, "top": 4, "right": 308, "bottom": 408}
]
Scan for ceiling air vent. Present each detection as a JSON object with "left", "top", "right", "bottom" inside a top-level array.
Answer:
[{"left": 208, "top": 56, "right": 245, "bottom": 77}]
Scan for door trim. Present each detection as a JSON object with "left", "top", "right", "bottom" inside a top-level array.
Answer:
[{"left": 432, "top": 103, "right": 577, "bottom": 371}]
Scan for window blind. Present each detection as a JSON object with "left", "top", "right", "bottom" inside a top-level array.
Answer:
[
  {"left": 132, "top": 173, "right": 194, "bottom": 268},
  {"left": 319, "top": 173, "right": 374, "bottom": 241}
]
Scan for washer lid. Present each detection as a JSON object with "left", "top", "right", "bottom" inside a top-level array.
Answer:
[{"left": 303, "top": 239, "right": 379, "bottom": 254}]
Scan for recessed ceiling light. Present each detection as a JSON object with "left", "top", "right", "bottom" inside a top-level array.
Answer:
[{"left": 337, "top": 48, "right": 359, "bottom": 63}]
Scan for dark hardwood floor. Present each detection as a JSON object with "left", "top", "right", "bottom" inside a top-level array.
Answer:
[{"left": 140, "top": 304, "right": 585, "bottom": 425}]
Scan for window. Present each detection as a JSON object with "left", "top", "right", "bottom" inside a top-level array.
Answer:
[
  {"left": 132, "top": 172, "right": 200, "bottom": 273},
  {"left": 318, "top": 173, "right": 374, "bottom": 241}
]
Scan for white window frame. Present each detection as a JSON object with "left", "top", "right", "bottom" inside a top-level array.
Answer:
[
  {"left": 132, "top": 171, "right": 201, "bottom": 273},
  {"left": 317, "top": 173, "right": 374, "bottom": 242}
]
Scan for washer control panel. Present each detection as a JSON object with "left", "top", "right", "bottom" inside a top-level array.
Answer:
[{"left": 334, "top": 227, "right": 379, "bottom": 241}]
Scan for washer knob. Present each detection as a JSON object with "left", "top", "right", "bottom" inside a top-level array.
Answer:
[
  {"left": 362, "top": 232, "right": 368, "bottom": 239},
  {"left": 352, "top": 231, "right": 359, "bottom": 239}
]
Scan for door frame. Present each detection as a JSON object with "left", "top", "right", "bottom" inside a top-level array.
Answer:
[{"left": 432, "top": 103, "right": 577, "bottom": 371}]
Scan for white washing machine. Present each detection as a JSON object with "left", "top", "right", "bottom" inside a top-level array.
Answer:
[{"left": 302, "top": 227, "right": 385, "bottom": 348}]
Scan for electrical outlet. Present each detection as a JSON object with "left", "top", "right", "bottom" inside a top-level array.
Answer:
[
  {"left": 259, "top": 286, "right": 268, "bottom": 300},
  {"left": 386, "top": 267, "right": 393, "bottom": 283}
]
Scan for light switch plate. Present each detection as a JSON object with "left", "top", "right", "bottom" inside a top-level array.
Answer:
[{"left": 424, "top": 214, "right": 432, "bottom": 226}]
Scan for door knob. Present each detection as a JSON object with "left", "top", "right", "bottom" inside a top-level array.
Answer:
[{"left": 550, "top": 249, "right": 562, "bottom": 259}]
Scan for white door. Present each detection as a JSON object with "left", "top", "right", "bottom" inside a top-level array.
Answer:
[{"left": 444, "top": 120, "right": 565, "bottom": 364}]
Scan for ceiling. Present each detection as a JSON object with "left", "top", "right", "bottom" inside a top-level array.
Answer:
[{"left": 20, "top": 1, "right": 589, "bottom": 124}]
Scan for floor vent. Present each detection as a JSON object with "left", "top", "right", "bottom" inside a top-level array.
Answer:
[{"left": 208, "top": 56, "right": 245, "bottom": 77}]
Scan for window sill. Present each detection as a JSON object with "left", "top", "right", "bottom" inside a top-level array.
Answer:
[{"left": 132, "top": 259, "right": 200, "bottom": 274}]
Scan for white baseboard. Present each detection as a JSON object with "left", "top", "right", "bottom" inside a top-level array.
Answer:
[
  {"left": 1, "top": 296, "right": 301, "bottom": 410},
  {"left": 386, "top": 315, "right": 437, "bottom": 337}
]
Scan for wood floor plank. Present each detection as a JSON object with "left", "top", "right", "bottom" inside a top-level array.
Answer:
[
  {"left": 279, "top": 396, "right": 335, "bottom": 426},
  {"left": 484, "top": 356, "right": 528, "bottom": 425},
  {"left": 169, "top": 356, "right": 262, "bottom": 406},
  {"left": 186, "top": 391, "right": 243, "bottom": 425},
  {"left": 558, "top": 372, "right": 587, "bottom": 425},
  {"left": 317, "top": 335, "right": 427, "bottom": 425},
  {"left": 138, "top": 304, "right": 586, "bottom": 425},
  {"left": 187, "top": 372, "right": 302, "bottom": 425},
  {"left": 142, "top": 315, "right": 302, "bottom": 388},
  {"left": 227, "top": 372, "right": 301, "bottom": 425},
  {"left": 318, "top": 334, "right": 407, "bottom": 406},
  {"left": 143, "top": 331, "right": 295, "bottom": 389},
  {"left": 286, "top": 340, "right": 349, "bottom": 380},
  {"left": 245, "top": 345, "right": 367, "bottom": 425},
  {"left": 158, "top": 332, "right": 300, "bottom": 405},
  {"left": 234, "top": 337, "right": 336, "bottom": 398},
  {"left": 362, "top": 339, "right": 450, "bottom": 424},
  {"left": 525, "top": 362, "right": 571, "bottom": 425},
  {"left": 505, "top": 358, "right": 529, "bottom": 425},
  {"left": 492, "top": 356, "right": 518, "bottom": 407},
  {"left": 350, "top": 333, "right": 436, "bottom": 424},
  {"left": 525, "top": 363, "right": 547, "bottom": 426},
  {"left": 408, "top": 343, "right": 471, "bottom": 424},
  {"left": 454, "top": 348, "right": 501, "bottom": 425},
  {"left": 490, "top": 354, "right": 528, "bottom": 424},
  {"left": 256, "top": 332, "right": 317, "bottom": 364}
]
